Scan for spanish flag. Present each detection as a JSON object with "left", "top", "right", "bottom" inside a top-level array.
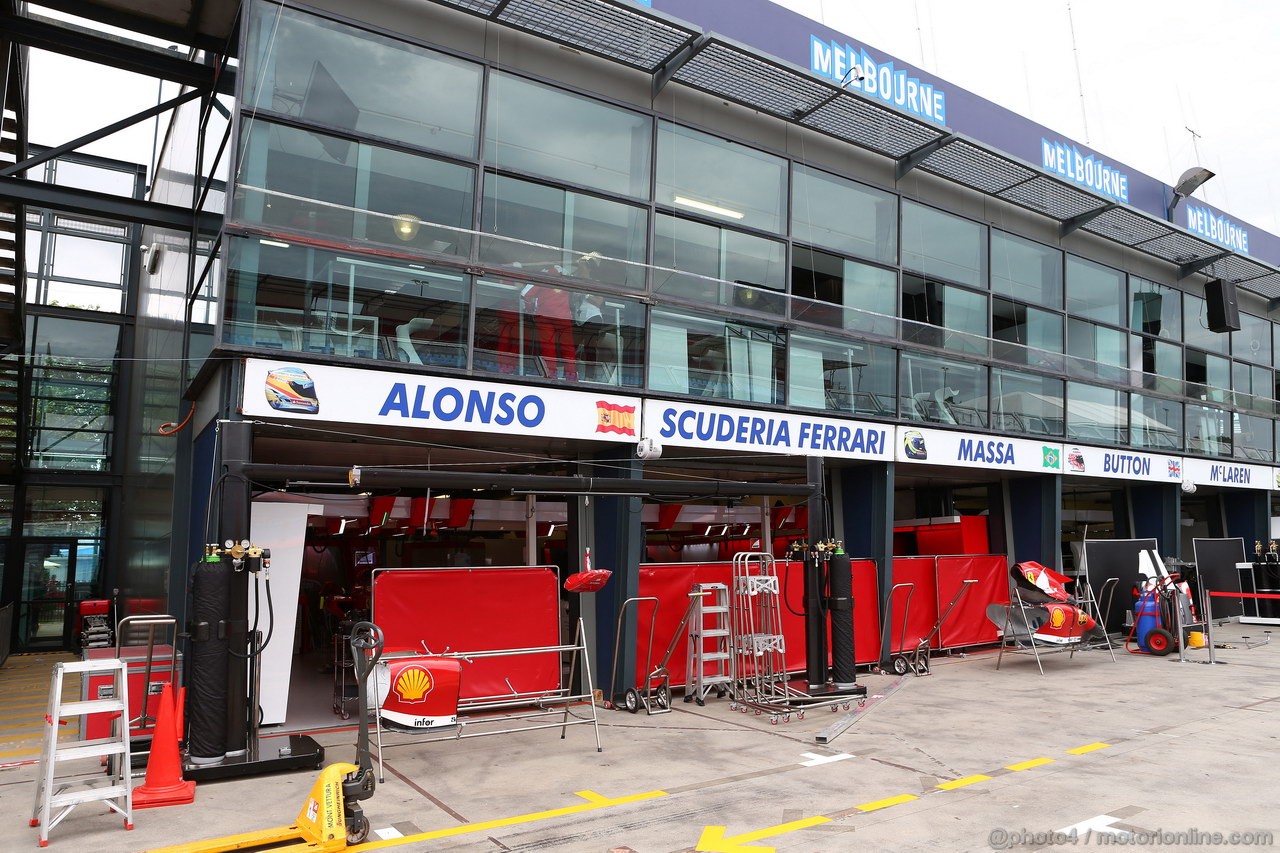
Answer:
[{"left": 595, "top": 401, "right": 636, "bottom": 436}]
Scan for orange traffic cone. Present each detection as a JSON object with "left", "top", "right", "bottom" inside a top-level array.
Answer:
[{"left": 133, "top": 683, "right": 196, "bottom": 808}]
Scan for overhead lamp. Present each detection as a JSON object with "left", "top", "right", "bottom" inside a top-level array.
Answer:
[
  {"left": 673, "top": 195, "right": 744, "bottom": 220},
  {"left": 393, "top": 213, "right": 421, "bottom": 241},
  {"left": 1166, "top": 166, "right": 1215, "bottom": 221}
]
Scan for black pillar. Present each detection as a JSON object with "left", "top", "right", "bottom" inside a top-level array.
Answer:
[
  {"left": 1006, "top": 475, "right": 1061, "bottom": 569},
  {"left": 837, "top": 462, "right": 894, "bottom": 664},
  {"left": 1223, "top": 490, "right": 1268, "bottom": 549},
  {"left": 803, "top": 457, "right": 827, "bottom": 686},
  {"left": 220, "top": 420, "right": 252, "bottom": 757},
  {"left": 1130, "top": 483, "right": 1179, "bottom": 559},
  {"left": 590, "top": 450, "right": 643, "bottom": 702}
]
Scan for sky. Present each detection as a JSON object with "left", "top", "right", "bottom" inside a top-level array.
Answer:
[
  {"left": 772, "top": 0, "right": 1280, "bottom": 237},
  {"left": 24, "top": 1, "right": 1280, "bottom": 239}
]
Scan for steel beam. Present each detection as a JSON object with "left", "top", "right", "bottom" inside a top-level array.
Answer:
[
  {"left": 2, "top": 13, "right": 225, "bottom": 90},
  {"left": 0, "top": 175, "right": 217, "bottom": 231}
]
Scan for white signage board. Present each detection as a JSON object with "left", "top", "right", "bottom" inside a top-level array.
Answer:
[
  {"left": 241, "top": 359, "right": 641, "bottom": 443},
  {"left": 642, "top": 399, "right": 891, "bottom": 460},
  {"left": 1181, "top": 457, "right": 1274, "bottom": 491},
  {"left": 895, "top": 426, "right": 1063, "bottom": 474},
  {"left": 1061, "top": 444, "right": 1181, "bottom": 483}
]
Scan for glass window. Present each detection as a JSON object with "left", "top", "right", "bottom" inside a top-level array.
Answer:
[
  {"left": 1130, "top": 394, "right": 1181, "bottom": 451},
  {"left": 649, "top": 310, "right": 783, "bottom": 404},
  {"left": 901, "top": 273, "right": 988, "bottom": 355},
  {"left": 991, "top": 370, "right": 1064, "bottom": 436},
  {"left": 1185, "top": 349, "right": 1230, "bottom": 404},
  {"left": 791, "top": 248, "right": 896, "bottom": 338},
  {"left": 1186, "top": 402, "right": 1230, "bottom": 457},
  {"left": 49, "top": 234, "right": 125, "bottom": 283},
  {"left": 653, "top": 214, "right": 785, "bottom": 311},
  {"left": 1132, "top": 334, "right": 1182, "bottom": 394},
  {"left": 222, "top": 237, "right": 469, "bottom": 367},
  {"left": 235, "top": 121, "right": 475, "bottom": 256},
  {"left": 52, "top": 160, "right": 137, "bottom": 196},
  {"left": 991, "top": 231, "right": 1062, "bottom": 306},
  {"left": 899, "top": 352, "right": 988, "bottom": 428},
  {"left": 1231, "top": 361, "right": 1274, "bottom": 413},
  {"left": 1066, "top": 382, "right": 1128, "bottom": 445},
  {"left": 1066, "top": 256, "right": 1125, "bottom": 325},
  {"left": 473, "top": 277, "right": 645, "bottom": 387},
  {"left": 1130, "top": 277, "right": 1181, "bottom": 338},
  {"left": 243, "top": 3, "right": 482, "bottom": 158},
  {"left": 1234, "top": 412, "right": 1273, "bottom": 462},
  {"left": 788, "top": 335, "right": 895, "bottom": 417},
  {"left": 485, "top": 71, "right": 651, "bottom": 199},
  {"left": 480, "top": 173, "right": 646, "bottom": 289},
  {"left": 1184, "top": 293, "right": 1230, "bottom": 355},
  {"left": 992, "top": 297, "right": 1063, "bottom": 367},
  {"left": 656, "top": 122, "right": 786, "bottom": 233},
  {"left": 1232, "top": 313, "right": 1272, "bottom": 366},
  {"left": 23, "top": 486, "right": 105, "bottom": 537},
  {"left": 26, "top": 317, "right": 118, "bottom": 470},
  {"left": 791, "top": 165, "right": 896, "bottom": 264},
  {"left": 1067, "top": 318, "right": 1129, "bottom": 384},
  {"left": 900, "top": 200, "right": 986, "bottom": 288}
]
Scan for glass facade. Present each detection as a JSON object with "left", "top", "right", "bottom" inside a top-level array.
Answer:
[{"left": 213, "top": 0, "right": 1280, "bottom": 464}]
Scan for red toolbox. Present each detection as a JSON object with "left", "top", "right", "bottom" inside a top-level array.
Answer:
[{"left": 82, "top": 643, "right": 181, "bottom": 741}]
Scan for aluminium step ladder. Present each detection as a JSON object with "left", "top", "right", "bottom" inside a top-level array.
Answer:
[
  {"left": 685, "top": 583, "right": 733, "bottom": 705},
  {"left": 30, "top": 657, "right": 133, "bottom": 847}
]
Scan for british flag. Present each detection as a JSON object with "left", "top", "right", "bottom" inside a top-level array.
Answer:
[{"left": 1168, "top": 459, "right": 1181, "bottom": 478}]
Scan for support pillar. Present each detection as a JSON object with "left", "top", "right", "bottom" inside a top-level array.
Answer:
[
  {"left": 1130, "top": 483, "right": 1180, "bottom": 559},
  {"left": 835, "top": 462, "right": 894, "bottom": 664},
  {"left": 587, "top": 450, "right": 643, "bottom": 702},
  {"left": 1006, "top": 475, "right": 1062, "bottom": 569},
  {"left": 1223, "top": 490, "right": 1269, "bottom": 549}
]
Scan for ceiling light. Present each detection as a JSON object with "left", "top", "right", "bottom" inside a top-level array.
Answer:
[
  {"left": 393, "top": 213, "right": 421, "bottom": 241},
  {"left": 259, "top": 239, "right": 291, "bottom": 249},
  {"left": 673, "top": 195, "right": 744, "bottom": 220}
]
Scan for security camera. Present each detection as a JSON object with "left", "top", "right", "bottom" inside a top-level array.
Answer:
[
  {"left": 1181, "top": 480, "right": 1197, "bottom": 494},
  {"left": 144, "top": 244, "right": 163, "bottom": 275},
  {"left": 636, "top": 437, "right": 662, "bottom": 460}
]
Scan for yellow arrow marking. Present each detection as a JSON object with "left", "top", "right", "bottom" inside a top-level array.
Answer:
[
  {"left": 1006, "top": 757, "right": 1055, "bottom": 771},
  {"left": 696, "top": 816, "right": 831, "bottom": 852},
  {"left": 856, "top": 793, "right": 918, "bottom": 812},
  {"left": 1067, "top": 742, "right": 1110, "bottom": 755},
  {"left": 349, "top": 789, "right": 667, "bottom": 851},
  {"left": 936, "top": 774, "right": 990, "bottom": 790}
]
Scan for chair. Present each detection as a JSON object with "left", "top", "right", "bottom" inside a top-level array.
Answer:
[{"left": 396, "top": 318, "right": 435, "bottom": 364}]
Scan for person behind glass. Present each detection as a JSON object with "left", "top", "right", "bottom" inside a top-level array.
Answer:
[{"left": 525, "top": 262, "right": 579, "bottom": 382}]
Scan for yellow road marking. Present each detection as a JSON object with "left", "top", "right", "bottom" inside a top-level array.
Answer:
[
  {"left": 1006, "top": 757, "right": 1055, "bottom": 771},
  {"left": 856, "top": 793, "right": 918, "bottom": 812},
  {"left": 1067, "top": 742, "right": 1110, "bottom": 755},
  {"left": 936, "top": 774, "right": 990, "bottom": 790},
  {"left": 697, "top": 816, "right": 831, "bottom": 852},
  {"left": 349, "top": 789, "right": 667, "bottom": 851}
]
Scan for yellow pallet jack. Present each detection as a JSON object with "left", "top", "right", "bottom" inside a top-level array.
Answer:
[{"left": 145, "top": 622, "right": 385, "bottom": 853}]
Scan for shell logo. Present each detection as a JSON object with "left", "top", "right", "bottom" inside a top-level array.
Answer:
[
  {"left": 393, "top": 665, "right": 434, "bottom": 703},
  {"left": 1049, "top": 606, "right": 1067, "bottom": 629}
]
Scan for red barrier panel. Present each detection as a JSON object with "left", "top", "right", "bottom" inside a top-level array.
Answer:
[
  {"left": 889, "top": 557, "right": 940, "bottom": 651},
  {"left": 371, "top": 566, "right": 560, "bottom": 701},
  {"left": 637, "top": 559, "right": 881, "bottom": 688},
  {"left": 936, "top": 555, "right": 1008, "bottom": 648}
]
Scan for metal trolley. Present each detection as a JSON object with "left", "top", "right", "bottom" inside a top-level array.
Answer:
[{"left": 333, "top": 617, "right": 360, "bottom": 719}]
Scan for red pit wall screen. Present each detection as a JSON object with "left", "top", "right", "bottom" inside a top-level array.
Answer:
[
  {"left": 637, "top": 559, "right": 880, "bottom": 689},
  {"left": 936, "top": 555, "right": 1007, "bottom": 648},
  {"left": 885, "top": 555, "right": 1008, "bottom": 652},
  {"left": 371, "top": 566, "right": 560, "bottom": 701}
]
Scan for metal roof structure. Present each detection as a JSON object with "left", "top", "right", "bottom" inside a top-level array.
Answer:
[
  {"left": 9, "top": 0, "right": 1280, "bottom": 300},
  {"left": 429, "top": 0, "right": 1280, "bottom": 300}
]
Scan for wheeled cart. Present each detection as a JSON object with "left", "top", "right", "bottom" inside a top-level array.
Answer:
[{"left": 333, "top": 618, "right": 360, "bottom": 719}]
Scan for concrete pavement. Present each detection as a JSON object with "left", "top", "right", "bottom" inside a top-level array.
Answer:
[{"left": 3, "top": 622, "right": 1277, "bottom": 852}]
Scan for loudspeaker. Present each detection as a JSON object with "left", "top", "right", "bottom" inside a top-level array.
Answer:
[{"left": 1205, "top": 278, "right": 1240, "bottom": 333}]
